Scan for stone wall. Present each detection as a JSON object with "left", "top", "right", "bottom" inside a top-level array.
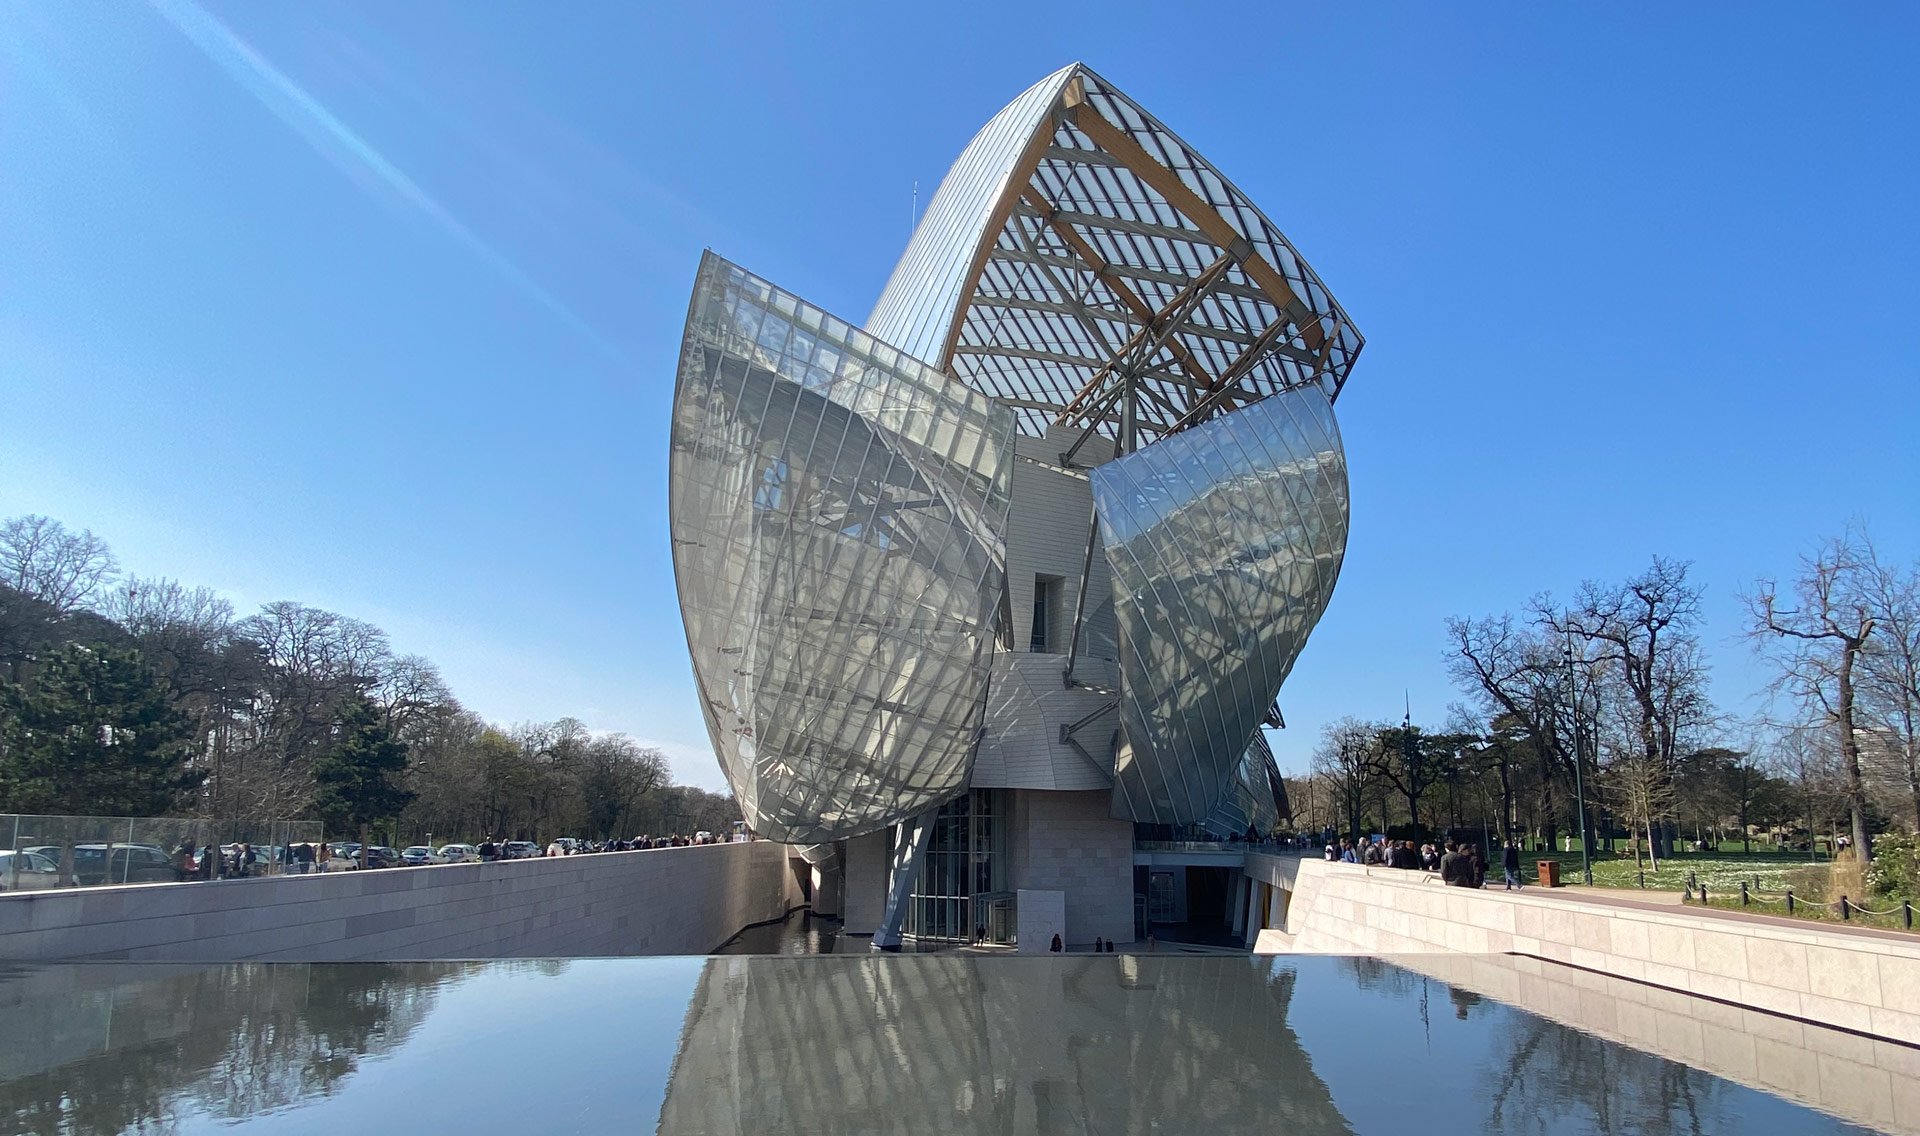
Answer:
[
  {"left": 1248, "top": 853, "right": 1920, "bottom": 1046},
  {"left": 0, "top": 840, "right": 804, "bottom": 962},
  {"left": 1010, "top": 788, "right": 1134, "bottom": 945}
]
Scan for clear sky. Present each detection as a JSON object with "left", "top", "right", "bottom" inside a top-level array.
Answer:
[{"left": 3, "top": 2, "right": 1916, "bottom": 790}]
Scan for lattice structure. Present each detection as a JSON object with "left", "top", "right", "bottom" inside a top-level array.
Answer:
[
  {"left": 670, "top": 255, "right": 1015, "bottom": 844},
  {"left": 869, "top": 63, "right": 1363, "bottom": 443},
  {"left": 1092, "top": 387, "right": 1347, "bottom": 825},
  {"left": 672, "top": 63, "right": 1360, "bottom": 839}
]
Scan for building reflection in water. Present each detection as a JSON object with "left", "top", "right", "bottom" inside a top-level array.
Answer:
[
  {"left": 659, "top": 955, "right": 1351, "bottom": 1136},
  {"left": 0, "top": 956, "right": 1884, "bottom": 1135}
]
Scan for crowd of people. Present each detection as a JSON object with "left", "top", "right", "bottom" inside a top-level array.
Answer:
[{"left": 1323, "top": 836, "right": 1528, "bottom": 890}]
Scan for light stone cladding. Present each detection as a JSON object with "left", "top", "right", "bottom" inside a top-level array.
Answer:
[
  {"left": 1249, "top": 853, "right": 1920, "bottom": 1048},
  {"left": 839, "top": 829, "right": 890, "bottom": 936},
  {"left": 1007, "top": 789, "right": 1134, "bottom": 947},
  {"left": 970, "top": 427, "right": 1121, "bottom": 792},
  {"left": 0, "top": 841, "right": 803, "bottom": 963}
]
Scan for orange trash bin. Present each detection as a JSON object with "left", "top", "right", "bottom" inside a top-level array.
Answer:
[{"left": 1536, "top": 860, "right": 1562, "bottom": 888}]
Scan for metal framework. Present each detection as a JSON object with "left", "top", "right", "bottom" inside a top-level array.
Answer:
[{"left": 671, "top": 63, "right": 1361, "bottom": 845}]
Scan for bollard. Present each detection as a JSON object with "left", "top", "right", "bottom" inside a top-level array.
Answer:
[
  {"left": 1688, "top": 870, "right": 1698, "bottom": 893},
  {"left": 1638, "top": 870, "right": 1646, "bottom": 889},
  {"left": 1841, "top": 896, "right": 1851, "bottom": 921},
  {"left": 1741, "top": 881, "right": 1749, "bottom": 907},
  {"left": 1700, "top": 883, "right": 1708, "bottom": 906},
  {"left": 1905, "top": 901, "right": 1913, "bottom": 931},
  {"left": 1785, "top": 888, "right": 1794, "bottom": 915}
]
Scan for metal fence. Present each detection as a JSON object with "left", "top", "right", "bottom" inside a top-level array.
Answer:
[{"left": 2, "top": 814, "right": 324, "bottom": 892}]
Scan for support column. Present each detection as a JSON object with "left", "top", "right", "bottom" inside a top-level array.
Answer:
[
  {"left": 1230, "top": 872, "right": 1249, "bottom": 938},
  {"left": 872, "top": 811, "right": 935, "bottom": 952},
  {"left": 1244, "top": 882, "right": 1266, "bottom": 947}
]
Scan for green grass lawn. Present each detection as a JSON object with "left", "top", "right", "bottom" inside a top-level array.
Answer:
[{"left": 1521, "top": 848, "right": 1828, "bottom": 892}]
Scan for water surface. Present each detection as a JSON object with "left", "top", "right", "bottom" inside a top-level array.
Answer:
[{"left": 0, "top": 954, "right": 1892, "bottom": 1135}]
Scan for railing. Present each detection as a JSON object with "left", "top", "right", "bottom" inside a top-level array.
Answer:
[
  {"left": 1137, "top": 840, "right": 1306, "bottom": 853},
  {"left": 1683, "top": 870, "right": 1917, "bottom": 933},
  {"left": 3, "top": 813, "right": 323, "bottom": 892}
]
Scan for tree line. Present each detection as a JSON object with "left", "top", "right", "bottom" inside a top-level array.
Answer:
[
  {"left": 1295, "top": 530, "right": 1919, "bottom": 865},
  {"left": 0, "top": 513, "right": 737, "bottom": 843}
]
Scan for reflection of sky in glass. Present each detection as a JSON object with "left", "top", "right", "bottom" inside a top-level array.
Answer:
[
  {"left": 1093, "top": 386, "right": 1348, "bottom": 825},
  {"left": 671, "top": 253, "right": 1015, "bottom": 843},
  {"left": 0, "top": 955, "right": 1877, "bottom": 1135}
]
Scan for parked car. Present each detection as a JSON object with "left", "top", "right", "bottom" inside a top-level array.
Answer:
[
  {"left": 73, "top": 843, "right": 186, "bottom": 885},
  {"left": 400, "top": 846, "right": 435, "bottom": 867},
  {"left": 0, "top": 850, "right": 61, "bottom": 891},
  {"left": 502, "top": 841, "right": 540, "bottom": 860},
  {"left": 368, "top": 846, "right": 402, "bottom": 869},
  {"left": 438, "top": 843, "right": 478, "bottom": 864},
  {"left": 321, "top": 842, "right": 363, "bottom": 872}
]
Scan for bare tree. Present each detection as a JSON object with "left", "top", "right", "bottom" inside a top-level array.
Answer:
[
  {"left": 0, "top": 514, "right": 118, "bottom": 614},
  {"left": 1445, "top": 614, "right": 1580, "bottom": 849},
  {"left": 1747, "top": 534, "right": 1879, "bottom": 859},
  {"left": 1540, "top": 557, "right": 1711, "bottom": 858},
  {"left": 1857, "top": 544, "right": 1920, "bottom": 830},
  {"left": 1601, "top": 753, "right": 1676, "bottom": 871},
  {"left": 1309, "top": 717, "right": 1376, "bottom": 843}
]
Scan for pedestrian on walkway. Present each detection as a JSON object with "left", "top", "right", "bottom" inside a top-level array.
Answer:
[{"left": 1502, "top": 841, "right": 1523, "bottom": 890}]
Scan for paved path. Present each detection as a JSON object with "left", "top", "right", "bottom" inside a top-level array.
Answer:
[{"left": 1522, "top": 882, "right": 1920, "bottom": 945}]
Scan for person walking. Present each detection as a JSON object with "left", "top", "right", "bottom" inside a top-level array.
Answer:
[{"left": 1502, "top": 841, "right": 1523, "bottom": 890}]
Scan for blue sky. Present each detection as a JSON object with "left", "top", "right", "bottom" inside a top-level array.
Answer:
[{"left": 3, "top": 2, "right": 1915, "bottom": 789}]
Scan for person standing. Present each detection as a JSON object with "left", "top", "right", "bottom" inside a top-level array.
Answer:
[
  {"left": 1049, "top": 933, "right": 1063, "bottom": 953},
  {"left": 1439, "top": 842, "right": 1465, "bottom": 886},
  {"left": 1502, "top": 841, "right": 1523, "bottom": 890}
]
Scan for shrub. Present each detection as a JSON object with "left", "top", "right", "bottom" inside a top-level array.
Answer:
[{"left": 1867, "top": 832, "right": 1920, "bottom": 901}]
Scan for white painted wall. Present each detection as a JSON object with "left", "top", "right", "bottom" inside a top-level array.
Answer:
[
  {"left": 1248, "top": 853, "right": 1920, "bottom": 1046},
  {"left": 1016, "top": 888, "right": 1066, "bottom": 954},
  {"left": 0, "top": 841, "right": 804, "bottom": 962}
]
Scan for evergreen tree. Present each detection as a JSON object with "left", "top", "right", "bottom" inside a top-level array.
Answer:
[
  {"left": 310, "top": 693, "right": 414, "bottom": 834},
  {"left": 0, "top": 643, "right": 195, "bottom": 815}
]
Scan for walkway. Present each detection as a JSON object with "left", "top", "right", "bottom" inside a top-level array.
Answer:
[{"left": 1526, "top": 883, "right": 1920, "bottom": 946}]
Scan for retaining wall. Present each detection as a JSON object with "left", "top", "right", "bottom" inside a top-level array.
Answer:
[
  {"left": 0, "top": 840, "right": 804, "bottom": 962},
  {"left": 1248, "top": 853, "right": 1920, "bottom": 1047}
]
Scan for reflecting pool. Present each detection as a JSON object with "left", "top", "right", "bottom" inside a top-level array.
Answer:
[{"left": 1, "top": 954, "right": 1904, "bottom": 1134}]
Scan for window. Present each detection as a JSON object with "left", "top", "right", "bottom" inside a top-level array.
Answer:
[{"left": 1030, "top": 576, "right": 1057, "bottom": 653}]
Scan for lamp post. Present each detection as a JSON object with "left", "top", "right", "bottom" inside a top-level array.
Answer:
[{"left": 1563, "top": 625, "right": 1595, "bottom": 886}]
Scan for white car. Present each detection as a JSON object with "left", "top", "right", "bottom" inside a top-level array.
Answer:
[
  {"left": 438, "top": 843, "right": 478, "bottom": 864},
  {"left": 0, "top": 849, "right": 61, "bottom": 891}
]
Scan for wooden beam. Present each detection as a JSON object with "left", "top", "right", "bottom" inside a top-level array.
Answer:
[
  {"left": 1053, "top": 250, "right": 1233, "bottom": 421},
  {"left": 1063, "top": 103, "right": 1325, "bottom": 353},
  {"left": 1020, "top": 185, "right": 1218, "bottom": 390}
]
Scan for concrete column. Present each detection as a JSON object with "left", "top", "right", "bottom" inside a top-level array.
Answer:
[
  {"left": 1244, "top": 882, "right": 1265, "bottom": 947},
  {"left": 1230, "top": 872, "right": 1249, "bottom": 938}
]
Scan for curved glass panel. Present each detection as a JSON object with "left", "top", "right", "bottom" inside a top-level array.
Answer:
[
  {"left": 671, "top": 253, "right": 1016, "bottom": 844},
  {"left": 865, "top": 65, "right": 1077, "bottom": 366},
  {"left": 1092, "top": 386, "right": 1348, "bottom": 824},
  {"left": 1204, "top": 730, "right": 1287, "bottom": 837},
  {"left": 868, "top": 63, "right": 1364, "bottom": 440}
]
